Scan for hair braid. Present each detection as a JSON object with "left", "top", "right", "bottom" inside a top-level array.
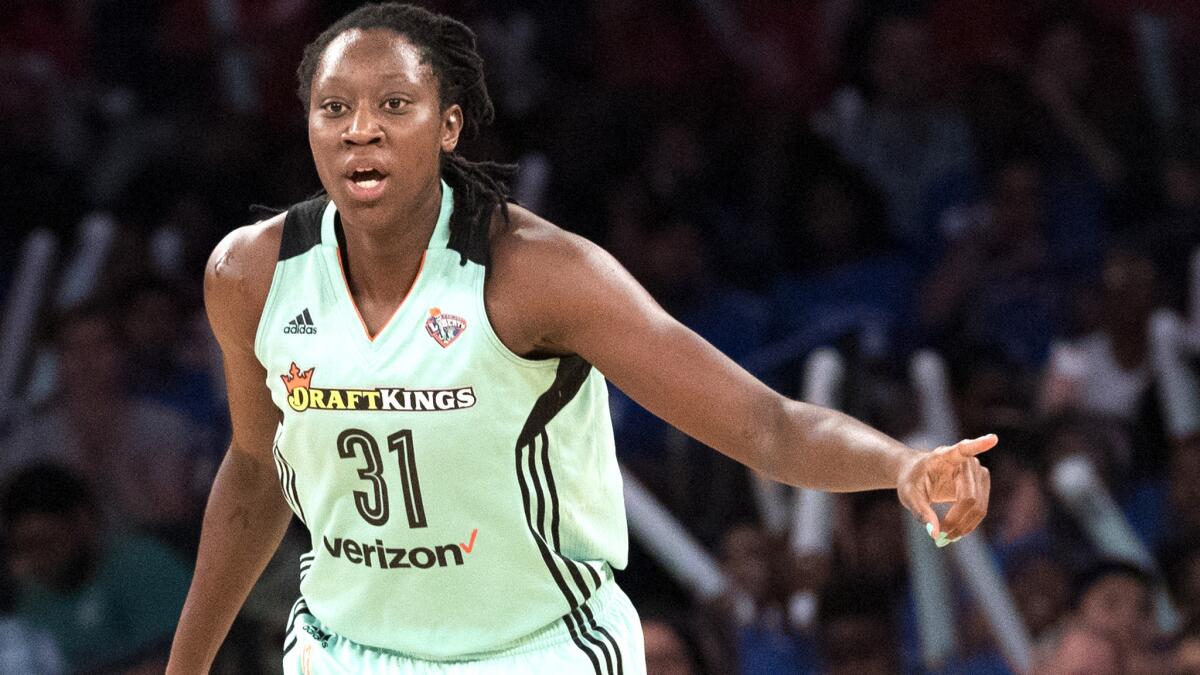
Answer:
[{"left": 296, "top": 2, "right": 515, "bottom": 266}]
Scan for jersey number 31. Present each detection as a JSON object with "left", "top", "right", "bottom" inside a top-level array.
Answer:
[{"left": 336, "top": 428, "right": 427, "bottom": 528}]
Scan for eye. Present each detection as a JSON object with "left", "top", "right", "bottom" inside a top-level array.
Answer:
[
  {"left": 322, "top": 101, "right": 346, "bottom": 115},
  {"left": 383, "top": 98, "right": 408, "bottom": 111}
]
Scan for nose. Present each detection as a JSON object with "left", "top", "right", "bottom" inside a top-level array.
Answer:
[{"left": 342, "top": 108, "right": 383, "bottom": 145}]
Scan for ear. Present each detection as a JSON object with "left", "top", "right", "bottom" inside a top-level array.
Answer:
[{"left": 441, "top": 104, "right": 463, "bottom": 153}]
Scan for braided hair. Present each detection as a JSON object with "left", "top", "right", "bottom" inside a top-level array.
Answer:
[{"left": 296, "top": 2, "right": 515, "bottom": 266}]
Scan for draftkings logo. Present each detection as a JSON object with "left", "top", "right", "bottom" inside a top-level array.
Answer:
[{"left": 280, "top": 363, "right": 476, "bottom": 413}]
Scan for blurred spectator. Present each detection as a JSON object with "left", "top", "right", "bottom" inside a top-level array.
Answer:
[
  {"left": 1172, "top": 618, "right": 1200, "bottom": 675},
  {"left": 816, "top": 5, "right": 976, "bottom": 255},
  {"left": 1072, "top": 561, "right": 1157, "bottom": 648},
  {"left": 0, "top": 567, "right": 65, "bottom": 675},
  {"left": 990, "top": 452, "right": 1056, "bottom": 554},
  {"left": 921, "top": 158, "right": 1065, "bottom": 367},
  {"left": 771, "top": 161, "right": 918, "bottom": 360},
  {"left": 947, "top": 345, "right": 1034, "bottom": 440},
  {"left": 1, "top": 464, "right": 190, "bottom": 673},
  {"left": 0, "top": 301, "right": 197, "bottom": 543},
  {"left": 1034, "top": 562, "right": 1163, "bottom": 673},
  {"left": 1042, "top": 246, "right": 1158, "bottom": 422},
  {"left": 118, "top": 277, "right": 225, "bottom": 439},
  {"left": 1143, "top": 133, "right": 1200, "bottom": 312},
  {"left": 1164, "top": 537, "right": 1200, "bottom": 632},
  {"left": 1028, "top": 8, "right": 1157, "bottom": 240},
  {"left": 831, "top": 492, "right": 907, "bottom": 593},
  {"left": 1166, "top": 437, "right": 1200, "bottom": 544},
  {"left": 1030, "top": 12, "right": 1126, "bottom": 190},
  {"left": 642, "top": 613, "right": 700, "bottom": 675},
  {"left": 1036, "top": 624, "right": 1121, "bottom": 675},
  {"left": 0, "top": 614, "right": 64, "bottom": 675},
  {"left": 818, "top": 577, "right": 901, "bottom": 675},
  {"left": 1007, "top": 550, "right": 1072, "bottom": 640},
  {"left": 718, "top": 524, "right": 821, "bottom": 675}
]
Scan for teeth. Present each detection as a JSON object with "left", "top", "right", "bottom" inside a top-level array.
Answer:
[{"left": 354, "top": 178, "right": 380, "bottom": 189}]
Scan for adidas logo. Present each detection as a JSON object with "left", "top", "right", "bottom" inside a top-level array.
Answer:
[{"left": 284, "top": 309, "right": 317, "bottom": 335}]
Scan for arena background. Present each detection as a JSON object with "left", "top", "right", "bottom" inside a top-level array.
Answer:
[{"left": 3, "top": 0, "right": 1200, "bottom": 673}]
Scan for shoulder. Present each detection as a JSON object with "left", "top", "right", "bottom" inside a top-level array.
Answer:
[
  {"left": 489, "top": 204, "right": 632, "bottom": 314},
  {"left": 490, "top": 205, "right": 621, "bottom": 287},
  {"left": 205, "top": 213, "right": 284, "bottom": 306},
  {"left": 204, "top": 213, "right": 285, "bottom": 348},
  {"left": 485, "top": 204, "right": 653, "bottom": 356}
]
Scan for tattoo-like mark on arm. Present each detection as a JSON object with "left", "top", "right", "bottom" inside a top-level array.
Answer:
[{"left": 229, "top": 505, "right": 252, "bottom": 530}]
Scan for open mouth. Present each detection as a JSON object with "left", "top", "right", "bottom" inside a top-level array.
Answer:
[
  {"left": 344, "top": 168, "right": 388, "bottom": 200},
  {"left": 349, "top": 168, "right": 385, "bottom": 189}
]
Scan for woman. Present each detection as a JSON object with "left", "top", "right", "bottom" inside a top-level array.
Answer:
[{"left": 167, "top": 4, "right": 994, "bottom": 673}]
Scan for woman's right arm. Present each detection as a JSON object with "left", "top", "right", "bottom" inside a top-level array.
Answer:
[{"left": 167, "top": 219, "right": 293, "bottom": 674}]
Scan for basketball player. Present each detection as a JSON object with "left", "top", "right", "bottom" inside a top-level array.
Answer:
[{"left": 167, "top": 4, "right": 994, "bottom": 673}]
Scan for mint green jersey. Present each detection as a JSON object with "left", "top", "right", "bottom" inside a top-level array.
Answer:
[{"left": 254, "top": 182, "right": 628, "bottom": 659}]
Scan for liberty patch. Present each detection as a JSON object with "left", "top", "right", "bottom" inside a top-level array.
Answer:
[{"left": 425, "top": 307, "right": 466, "bottom": 348}]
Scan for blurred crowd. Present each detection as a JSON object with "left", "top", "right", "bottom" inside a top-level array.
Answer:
[{"left": 4, "top": 0, "right": 1200, "bottom": 673}]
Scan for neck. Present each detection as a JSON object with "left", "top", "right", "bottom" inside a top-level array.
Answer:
[{"left": 339, "top": 178, "right": 443, "bottom": 305}]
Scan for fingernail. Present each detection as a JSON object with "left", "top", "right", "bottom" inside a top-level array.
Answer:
[
  {"left": 936, "top": 539, "right": 949, "bottom": 548},
  {"left": 925, "top": 523, "right": 936, "bottom": 537},
  {"left": 949, "top": 536, "right": 962, "bottom": 543}
]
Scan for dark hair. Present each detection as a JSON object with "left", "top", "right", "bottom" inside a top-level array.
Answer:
[
  {"left": 1070, "top": 559, "right": 1155, "bottom": 609},
  {"left": 1, "top": 463, "right": 95, "bottom": 528},
  {"left": 295, "top": 2, "right": 515, "bottom": 265}
]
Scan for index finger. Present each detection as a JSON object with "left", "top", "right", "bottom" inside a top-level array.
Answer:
[{"left": 947, "top": 434, "right": 998, "bottom": 461}]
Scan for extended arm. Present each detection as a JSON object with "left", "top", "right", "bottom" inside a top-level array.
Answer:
[
  {"left": 167, "top": 221, "right": 295, "bottom": 674},
  {"left": 489, "top": 210, "right": 992, "bottom": 539}
]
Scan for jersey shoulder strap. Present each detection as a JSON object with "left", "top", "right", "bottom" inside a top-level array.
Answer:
[{"left": 279, "top": 195, "right": 329, "bottom": 261}]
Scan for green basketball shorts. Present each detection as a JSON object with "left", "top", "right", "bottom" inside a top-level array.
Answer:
[{"left": 282, "top": 581, "right": 645, "bottom": 674}]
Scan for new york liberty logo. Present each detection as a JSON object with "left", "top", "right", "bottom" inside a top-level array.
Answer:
[{"left": 425, "top": 307, "right": 467, "bottom": 348}]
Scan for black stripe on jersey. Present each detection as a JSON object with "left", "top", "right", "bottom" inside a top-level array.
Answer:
[
  {"left": 279, "top": 197, "right": 328, "bottom": 261},
  {"left": 583, "top": 604, "right": 625, "bottom": 675},
  {"left": 540, "top": 430, "right": 603, "bottom": 589},
  {"left": 534, "top": 431, "right": 600, "bottom": 595},
  {"left": 281, "top": 597, "right": 312, "bottom": 657},
  {"left": 299, "top": 551, "right": 314, "bottom": 582},
  {"left": 564, "top": 612, "right": 605, "bottom": 675},
  {"left": 515, "top": 438, "right": 580, "bottom": 607},
  {"left": 302, "top": 308, "right": 314, "bottom": 325},
  {"left": 514, "top": 356, "right": 602, "bottom": 610},
  {"left": 273, "top": 445, "right": 307, "bottom": 525},
  {"left": 288, "top": 466, "right": 304, "bottom": 524},
  {"left": 540, "top": 431, "right": 562, "bottom": 551}
]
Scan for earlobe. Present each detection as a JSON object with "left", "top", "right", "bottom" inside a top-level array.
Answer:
[{"left": 443, "top": 113, "right": 461, "bottom": 152}]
